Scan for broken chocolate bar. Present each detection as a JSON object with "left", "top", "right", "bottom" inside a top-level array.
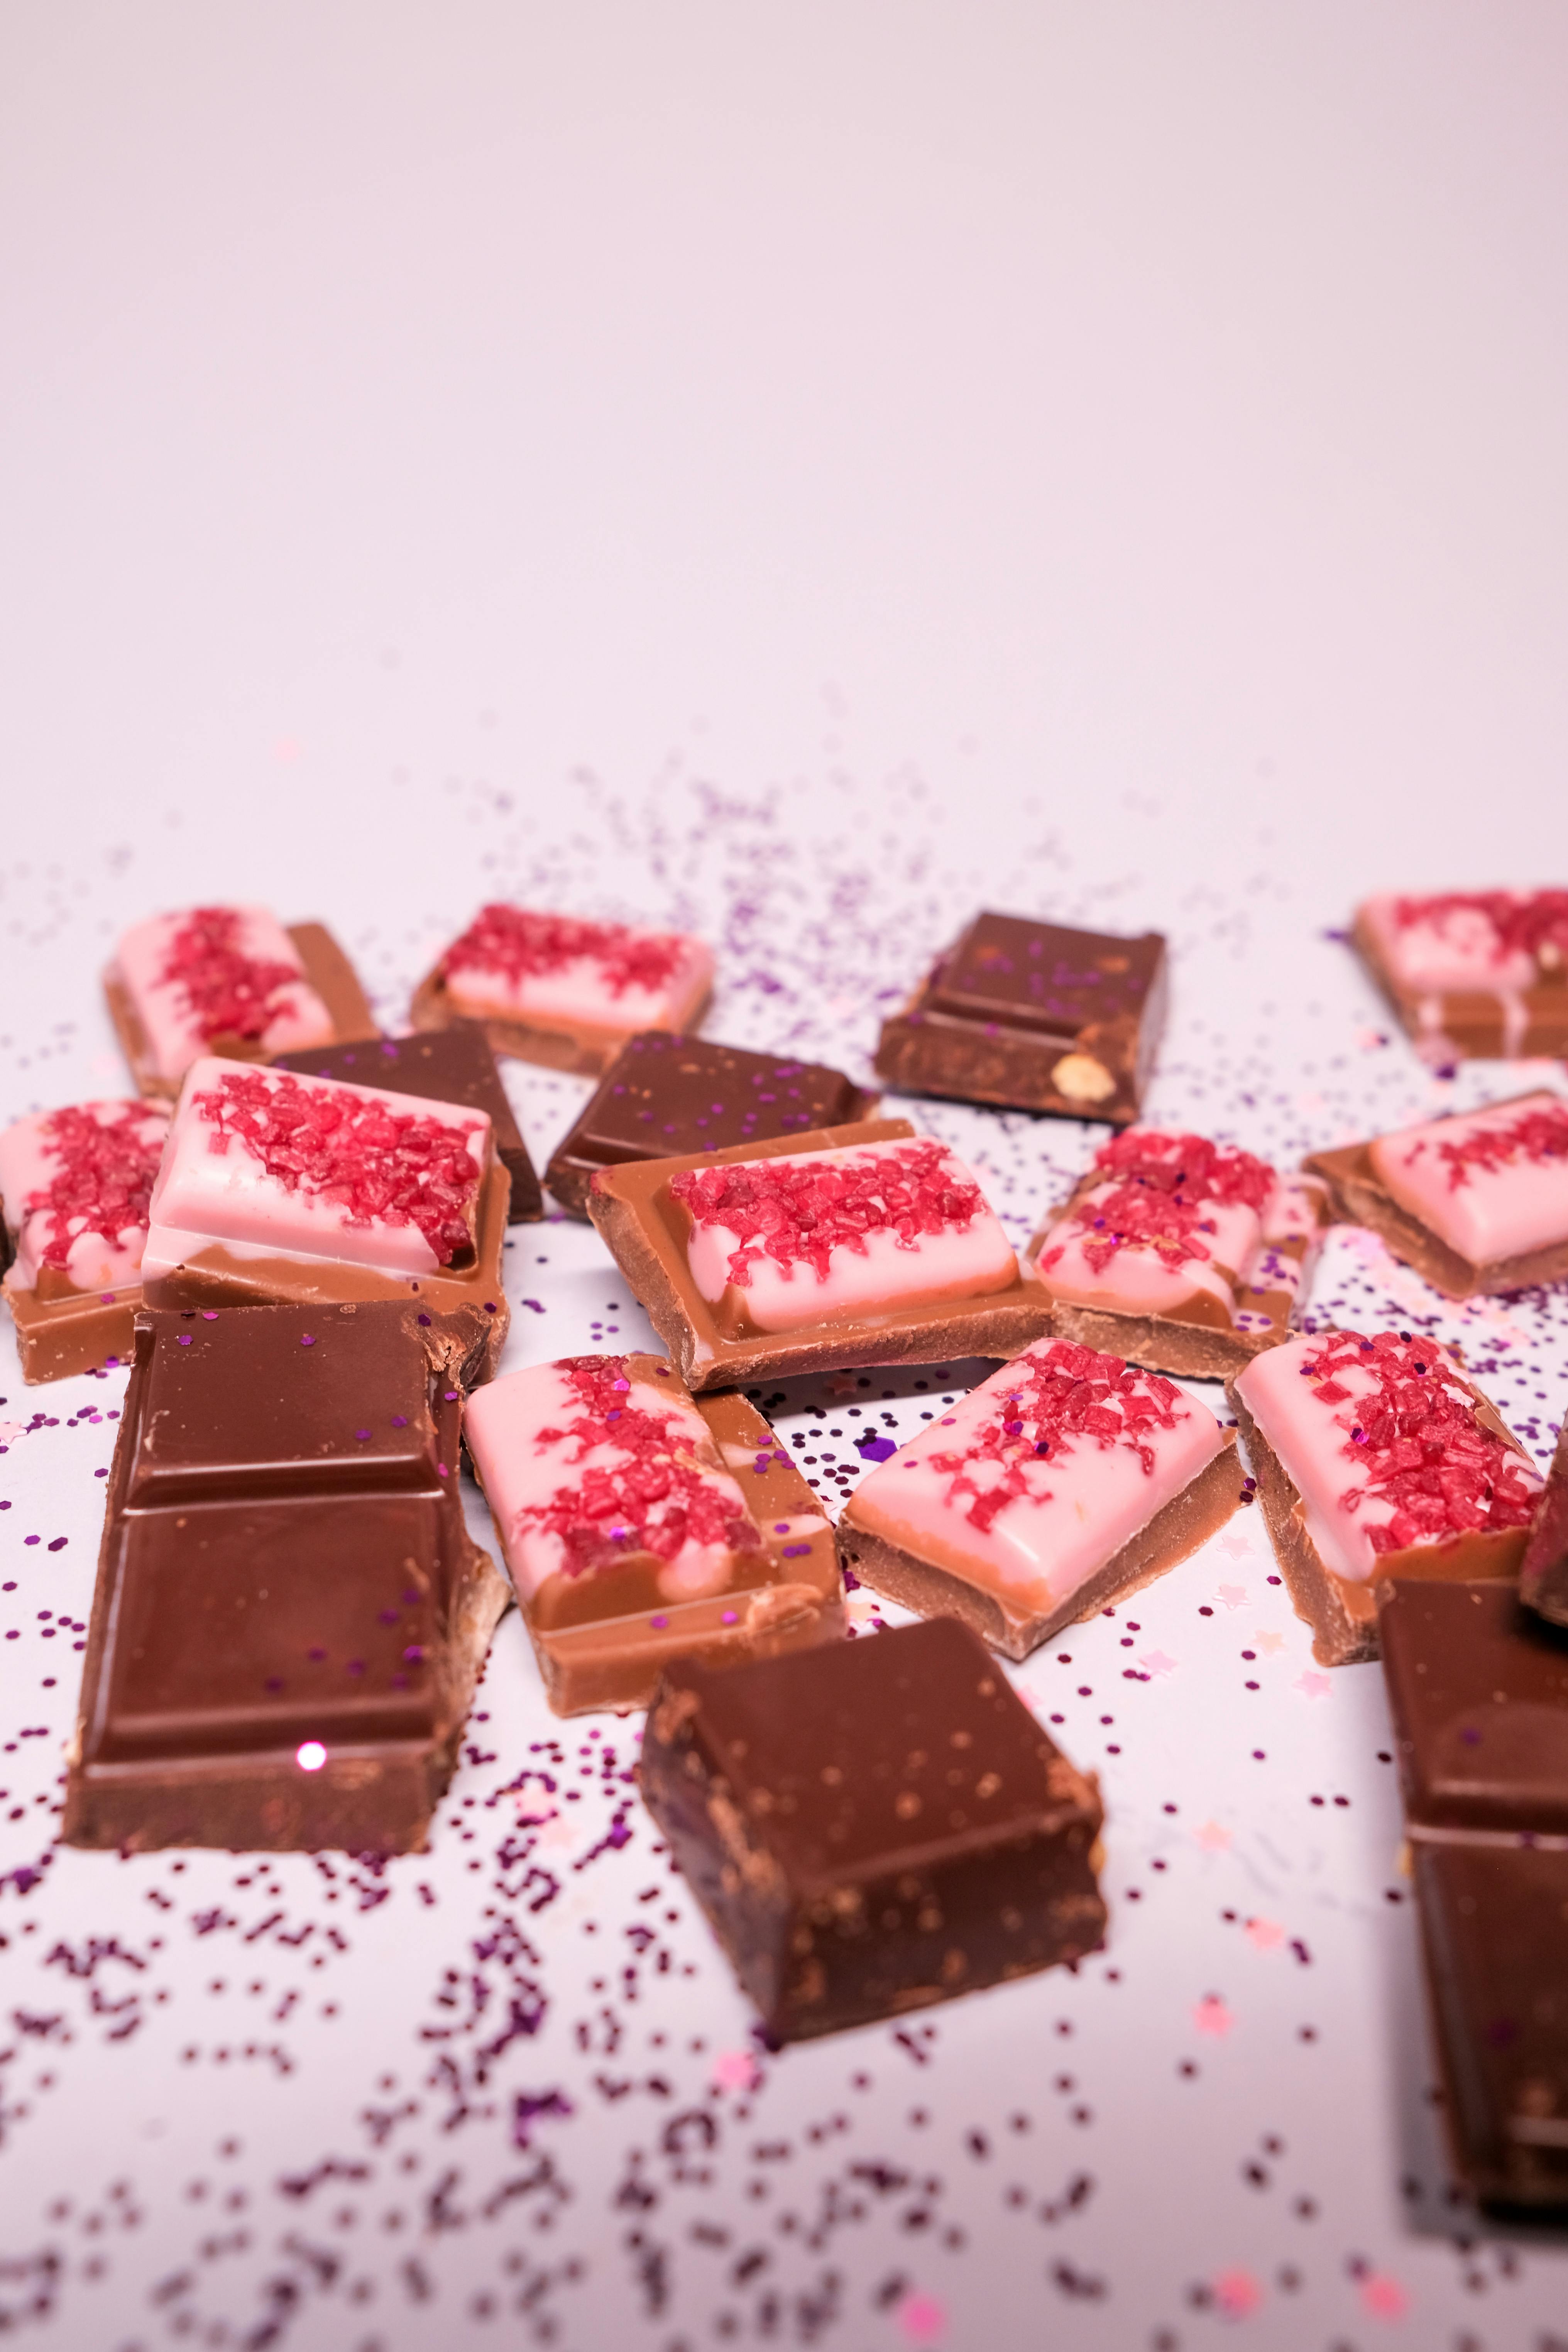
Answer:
[
  {"left": 1229, "top": 1331, "right": 1542, "bottom": 1667},
  {"left": 463, "top": 1352, "right": 841, "bottom": 1714},
  {"left": 872, "top": 911, "right": 1167, "bottom": 1123},
  {"left": 277, "top": 1021, "right": 544, "bottom": 1223},
  {"left": 1353, "top": 891, "right": 1568, "bottom": 1064},
  {"left": 544, "top": 1031, "right": 876, "bottom": 1217},
  {"left": 838, "top": 1336, "right": 1240, "bottom": 1660},
  {"left": 411, "top": 903, "right": 713, "bottom": 1074},
  {"left": 0, "top": 1098, "right": 170, "bottom": 1381},
  {"left": 639, "top": 1615, "right": 1106, "bottom": 2044},
  {"left": 587, "top": 1118, "right": 1051, "bottom": 1393},
  {"left": 105, "top": 905, "right": 377, "bottom": 1098},
  {"left": 1379, "top": 1579, "right": 1568, "bottom": 1839},
  {"left": 1026, "top": 1128, "right": 1328, "bottom": 1377},
  {"left": 61, "top": 1301, "right": 509, "bottom": 1854},
  {"left": 1306, "top": 1091, "right": 1568, "bottom": 1300},
  {"left": 1522, "top": 1420, "right": 1568, "bottom": 1627},
  {"left": 140, "top": 1057, "right": 510, "bottom": 1387}
]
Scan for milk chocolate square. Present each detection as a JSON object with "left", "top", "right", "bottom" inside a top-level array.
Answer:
[{"left": 1379, "top": 1580, "right": 1568, "bottom": 1838}]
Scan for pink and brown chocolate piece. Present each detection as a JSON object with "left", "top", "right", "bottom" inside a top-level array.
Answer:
[
  {"left": 0, "top": 1099, "right": 169, "bottom": 1380},
  {"left": 873, "top": 911, "right": 1167, "bottom": 1123},
  {"left": 463, "top": 1351, "right": 841, "bottom": 1715},
  {"left": 1305, "top": 1090, "right": 1568, "bottom": 1300},
  {"left": 1027, "top": 1128, "right": 1328, "bottom": 1378},
  {"left": 1229, "top": 1329, "right": 1543, "bottom": 1668},
  {"left": 411, "top": 903, "right": 714, "bottom": 1075},
  {"left": 1353, "top": 890, "right": 1568, "bottom": 1065},
  {"left": 838, "top": 1336, "right": 1241, "bottom": 1660},
  {"left": 104, "top": 905, "right": 377, "bottom": 1100},
  {"left": 587, "top": 1117, "right": 1051, "bottom": 1392}
]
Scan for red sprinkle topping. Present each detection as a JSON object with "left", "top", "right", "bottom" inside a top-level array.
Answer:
[
  {"left": 929, "top": 1339, "right": 1185, "bottom": 1535},
  {"left": 668, "top": 1140, "right": 986, "bottom": 1289},
  {"left": 443, "top": 905, "right": 687, "bottom": 998},
  {"left": 1394, "top": 891, "right": 1568, "bottom": 969},
  {"left": 191, "top": 1071, "right": 482, "bottom": 1265},
  {"left": 1409, "top": 1099, "right": 1568, "bottom": 1191},
  {"left": 1040, "top": 1130, "right": 1273, "bottom": 1278},
  {"left": 1301, "top": 1330, "right": 1538, "bottom": 1554},
  {"left": 24, "top": 1106, "right": 165, "bottom": 1273},
  {"left": 157, "top": 907, "right": 306, "bottom": 1043},
  {"left": 521, "top": 1357, "right": 760, "bottom": 1580}
]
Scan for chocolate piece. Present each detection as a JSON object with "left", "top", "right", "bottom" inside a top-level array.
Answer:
[
  {"left": 873, "top": 912, "right": 1167, "bottom": 1123},
  {"left": 1379, "top": 1580, "right": 1568, "bottom": 1838},
  {"left": 1353, "top": 892, "right": 1568, "bottom": 1065},
  {"left": 1230, "top": 1331, "right": 1541, "bottom": 1667},
  {"left": 61, "top": 1302, "right": 509, "bottom": 1855},
  {"left": 0, "top": 1099, "right": 169, "bottom": 1382},
  {"left": 277, "top": 1023, "right": 543, "bottom": 1224},
  {"left": 1522, "top": 1420, "right": 1568, "bottom": 1627},
  {"left": 587, "top": 1119, "right": 1051, "bottom": 1393},
  {"left": 544, "top": 1031, "right": 876, "bottom": 1218},
  {"left": 838, "top": 1336, "right": 1240, "bottom": 1660},
  {"left": 639, "top": 1616, "right": 1106, "bottom": 2043},
  {"left": 1306, "top": 1092, "right": 1568, "bottom": 1302},
  {"left": 411, "top": 903, "right": 714, "bottom": 1075},
  {"left": 463, "top": 1353, "right": 842, "bottom": 1714},
  {"left": 140, "top": 1058, "right": 511, "bottom": 1387},
  {"left": 1026, "top": 1129, "right": 1328, "bottom": 1378},
  {"left": 105, "top": 907, "right": 377, "bottom": 1100}
]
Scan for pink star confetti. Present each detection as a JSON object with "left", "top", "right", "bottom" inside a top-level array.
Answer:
[
  {"left": 0, "top": 1422, "right": 24, "bottom": 1443},
  {"left": 1212, "top": 2268, "right": 1263, "bottom": 2317},
  {"left": 710, "top": 2050, "right": 760, "bottom": 2093},
  {"left": 1295, "top": 1671, "right": 1332, "bottom": 1701},
  {"left": 1244, "top": 1917, "right": 1284, "bottom": 1952},
  {"left": 1218, "top": 1532, "right": 1256, "bottom": 1561},
  {"left": 1360, "top": 2274, "right": 1411, "bottom": 2321},
  {"left": 1194, "top": 1994, "right": 1234, "bottom": 2037},
  {"left": 896, "top": 2290, "right": 947, "bottom": 2344},
  {"left": 1216, "top": 1583, "right": 1248, "bottom": 1609},
  {"left": 1253, "top": 1629, "right": 1286, "bottom": 1655},
  {"left": 1194, "top": 1821, "right": 1233, "bottom": 1853},
  {"left": 1138, "top": 1650, "right": 1177, "bottom": 1678},
  {"left": 533, "top": 1813, "right": 578, "bottom": 1850}
]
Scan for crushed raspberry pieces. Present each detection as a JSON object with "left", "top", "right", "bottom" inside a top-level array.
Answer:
[
  {"left": 1301, "top": 1331, "right": 1538, "bottom": 1554},
  {"left": 1394, "top": 891, "right": 1568, "bottom": 969},
  {"left": 443, "top": 905, "right": 686, "bottom": 998},
  {"left": 1413, "top": 1099, "right": 1568, "bottom": 1190},
  {"left": 668, "top": 1141, "right": 986, "bottom": 1289},
  {"left": 929, "top": 1339, "right": 1184, "bottom": 1536},
  {"left": 1039, "top": 1130, "right": 1273, "bottom": 1278},
  {"left": 191, "top": 1072, "right": 481, "bottom": 1265},
  {"left": 25, "top": 1106, "right": 164, "bottom": 1273},
  {"left": 158, "top": 907, "right": 306, "bottom": 1043},
  {"left": 521, "top": 1357, "right": 759, "bottom": 1580}
]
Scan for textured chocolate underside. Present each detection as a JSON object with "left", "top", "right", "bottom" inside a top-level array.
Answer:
[
  {"left": 1304, "top": 1132, "right": 1568, "bottom": 1302},
  {"left": 409, "top": 964, "right": 714, "bottom": 1077},
  {"left": 836, "top": 1432, "right": 1242, "bottom": 1660},
  {"left": 104, "top": 921, "right": 378, "bottom": 1102},
  {"left": 1352, "top": 906, "right": 1568, "bottom": 1060}
]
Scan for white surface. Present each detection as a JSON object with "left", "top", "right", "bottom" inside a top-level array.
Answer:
[{"left": 2, "top": 6, "right": 1568, "bottom": 2346}]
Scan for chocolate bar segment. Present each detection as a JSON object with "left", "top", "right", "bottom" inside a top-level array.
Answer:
[
  {"left": 1353, "top": 892, "right": 1568, "bottom": 1065},
  {"left": 1522, "top": 1420, "right": 1568, "bottom": 1627},
  {"left": 411, "top": 904, "right": 714, "bottom": 1074},
  {"left": 1230, "top": 1331, "right": 1542, "bottom": 1667},
  {"left": 62, "top": 1302, "right": 509, "bottom": 1854},
  {"left": 1379, "top": 1579, "right": 1568, "bottom": 1837},
  {"left": 839, "top": 1337, "right": 1239, "bottom": 1659},
  {"left": 277, "top": 1022, "right": 543, "bottom": 1223},
  {"left": 873, "top": 912, "right": 1167, "bottom": 1123},
  {"left": 1026, "top": 1129, "right": 1328, "bottom": 1377},
  {"left": 0, "top": 1099, "right": 170, "bottom": 1381},
  {"left": 587, "top": 1118, "right": 1051, "bottom": 1393},
  {"left": 544, "top": 1031, "right": 876, "bottom": 1217},
  {"left": 463, "top": 1353, "right": 841, "bottom": 1713},
  {"left": 639, "top": 1616, "right": 1106, "bottom": 2044}
]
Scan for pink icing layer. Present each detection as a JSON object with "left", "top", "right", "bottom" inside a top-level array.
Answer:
[
  {"left": 1367, "top": 1092, "right": 1568, "bottom": 1263},
  {"left": 1361, "top": 893, "right": 1538, "bottom": 993},
  {"left": 441, "top": 905, "right": 713, "bottom": 1033},
  {"left": 142, "top": 1058, "right": 489, "bottom": 1283},
  {"left": 463, "top": 1356, "right": 761, "bottom": 1605},
  {"left": 1235, "top": 1331, "right": 1541, "bottom": 1583},
  {"left": 849, "top": 1336, "right": 1225, "bottom": 1615},
  {"left": 671, "top": 1138, "right": 1019, "bottom": 1334},
  {"left": 0, "top": 1100, "right": 170, "bottom": 1293},
  {"left": 113, "top": 906, "right": 335, "bottom": 1083}
]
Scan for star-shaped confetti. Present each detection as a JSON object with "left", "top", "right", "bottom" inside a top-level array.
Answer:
[
  {"left": 1295, "top": 1671, "right": 1332, "bottom": 1700},
  {"left": 1138, "top": 1650, "right": 1177, "bottom": 1678},
  {"left": 1194, "top": 1994, "right": 1234, "bottom": 2036},
  {"left": 1194, "top": 1821, "right": 1233, "bottom": 1853},
  {"left": 1253, "top": 1629, "right": 1286, "bottom": 1655},
  {"left": 1244, "top": 1917, "right": 1284, "bottom": 1952},
  {"left": 1216, "top": 1583, "right": 1248, "bottom": 1609}
]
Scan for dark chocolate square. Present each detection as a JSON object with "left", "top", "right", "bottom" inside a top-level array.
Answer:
[
  {"left": 928, "top": 913, "right": 1163, "bottom": 1037},
  {"left": 1380, "top": 1581, "right": 1568, "bottom": 1838},
  {"left": 639, "top": 1616, "right": 1105, "bottom": 2043}
]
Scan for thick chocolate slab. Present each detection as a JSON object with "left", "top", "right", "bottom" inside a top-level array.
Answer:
[
  {"left": 277, "top": 1023, "right": 543, "bottom": 1223},
  {"left": 106, "top": 920, "right": 377, "bottom": 1101},
  {"left": 1522, "top": 1421, "right": 1568, "bottom": 1627},
  {"left": 639, "top": 1617, "right": 1106, "bottom": 2043},
  {"left": 873, "top": 912, "right": 1167, "bottom": 1123},
  {"left": 5, "top": 1277, "right": 142, "bottom": 1384},
  {"left": 62, "top": 1302, "right": 508, "bottom": 1855},
  {"left": 1353, "top": 899, "right": 1568, "bottom": 1064},
  {"left": 1379, "top": 1579, "right": 1568, "bottom": 1838},
  {"left": 545, "top": 1031, "right": 876, "bottom": 1217}
]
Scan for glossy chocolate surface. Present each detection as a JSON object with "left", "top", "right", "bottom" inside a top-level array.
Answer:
[
  {"left": 1379, "top": 1580, "right": 1568, "bottom": 1836},
  {"left": 1522, "top": 1421, "right": 1568, "bottom": 1627},
  {"left": 927, "top": 913, "right": 1164, "bottom": 1036}
]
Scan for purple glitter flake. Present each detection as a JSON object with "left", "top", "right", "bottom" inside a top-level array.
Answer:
[
  {"left": 301, "top": 1334, "right": 316, "bottom": 1348},
  {"left": 176, "top": 1334, "right": 192, "bottom": 1346},
  {"left": 782, "top": 1542, "right": 811, "bottom": 1558},
  {"left": 649, "top": 1614, "right": 669, "bottom": 1629},
  {"left": 856, "top": 1436, "right": 897, "bottom": 1462}
]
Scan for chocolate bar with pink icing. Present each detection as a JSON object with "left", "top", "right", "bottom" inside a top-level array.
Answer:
[
  {"left": 587, "top": 1118, "right": 1052, "bottom": 1393},
  {"left": 139, "top": 1058, "right": 511, "bottom": 1386},
  {"left": 1305, "top": 1091, "right": 1568, "bottom": 1299},
  {"left": 463, "top": 1352, "right": 841, "bottom": 1714},
  {"left": 837, "top": 1336, "right": 1241, "bottom": 1660},
  {"left": 411, "top": 903, "right": 714, "bottom": 1075},
  {"left": 1025, "top": 1128, "right": 1328, "bottom": 1378},
  {"left": 0, "top": 1099, "right": 170, "bottom": 1381},
  {"left": 105, "top": 906, "right": 377, "bottom": 1099},
  {"left": 1229, "top": 1330, "right": 1543, "bottom": 1668},
  {"left": 1353, "top": 891, "right": 1568, "bottom": 1065}
]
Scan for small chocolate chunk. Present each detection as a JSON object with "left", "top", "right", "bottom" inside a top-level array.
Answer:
[
  {"left": 1379, "top": 1579, "right": 1568, "bottom": 1836},
  {"left": 1522, "top": 1422, "right": 1568, "bottom": 1627}
]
